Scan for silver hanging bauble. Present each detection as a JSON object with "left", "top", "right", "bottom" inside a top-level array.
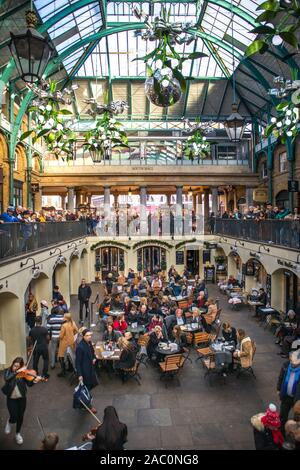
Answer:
[{"left": 145, "top": 68, "right": 182, "bottom": 107}]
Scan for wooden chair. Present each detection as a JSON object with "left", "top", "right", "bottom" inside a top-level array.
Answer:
[
  {"left": 199, "top": 353, "right": 217, "bottom": 384},
  {"left": 236, "top": 340, "right": 257, "bottom": 379},
  {"left": 121, "top": 361, "right": 142, "bottom": 385},
  {"left": 178, "top": 300, "right": 189, "bottom": 311},
  {"left": 193, "top": 331, "right": 212, "bottom": 348},
  {"left": 159, "top": 353, "right": 184, "bottom": 381}
]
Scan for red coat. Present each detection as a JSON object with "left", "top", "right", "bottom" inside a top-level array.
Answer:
[{"left": 113, "top": 319, "right": 128, "bottom": 334}]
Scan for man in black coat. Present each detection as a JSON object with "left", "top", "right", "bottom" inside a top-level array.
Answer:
[
  {"left": 78, "top": 278, "right": 92, "bottom": 325},
  {"left": 29, "top": 316, "right": 50, "bottom": 379},
  {"left": 75, "top": 329, "right": 98, "bottom": 413}
]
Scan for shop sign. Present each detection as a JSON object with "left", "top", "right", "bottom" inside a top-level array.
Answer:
[
  {"left": 288, "top": 180, "right": 299, "bottom": 192},
  {"left": 253, "top": 188, "right": 268, "bottom": 203},
  {"left": 176, "top": 251, "right": 184, "bottom": 265}
]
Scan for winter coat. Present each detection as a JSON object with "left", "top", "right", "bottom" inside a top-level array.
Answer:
[
  {"left": 237, "top": 336, "right": 253, "bottom": 368},
  {"left": 58, "top": 321, "right": 78, "bottom": 358},
  {"left": 75, "top": 340, "right": 98, "bottom": 389},
  {"left": 78, "top": 285, "right": 92, "bottom": 301},
  {"left": 277, "top": 361, "right": 300, "bottom": 402}
]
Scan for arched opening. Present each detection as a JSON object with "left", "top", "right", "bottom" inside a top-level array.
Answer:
[
  {"left": 137, "top": 246, "right": 166, "bottom": 274},
  {"left": 227, "top": 251, "right": 242, "bottom": 284},
  {"left": 276, "top": 190, "right": 289, "bottom": 210},
  {"left": 272, "top": 268, "right": 300, "bottom": 313},
  {"left": 244, "top": 258, "right": 268, "bottom": 294},
  {"left": 14, "top": 144, "right": 27, "bottom": 207},
  {"left": 214, "top": 247, "right": 227, "bottom": 283},
  {"left": 80, "top": 249, "right": 89, "bottom": 281},
  {"left": 0, "top": 292, "right": 23, "bottom": 368},
  {"left": 95, "top": 247, "right": 125, "bottom": 279},
  {"left": 52, "top": 262, "right": 69, "bottom": 306},
  {"left": 69, "top": 254, "right": 80, "bottom": 295}
]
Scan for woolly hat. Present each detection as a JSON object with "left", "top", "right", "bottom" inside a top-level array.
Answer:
[
  {"left": 261, "top": 404, "right": 281, "bottom": 429},
  {"left": 7, "top": 206, "right": 15, "bottom": 212}
]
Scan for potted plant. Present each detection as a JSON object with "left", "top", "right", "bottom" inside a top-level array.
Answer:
[
  {"left": 132, "top": 5, "right": 207, "bottom": 107},
  {"left": 182, "top": 119, "right": 212, "bottom": 160}
]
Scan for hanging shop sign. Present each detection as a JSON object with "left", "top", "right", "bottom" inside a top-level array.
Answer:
[
  {"left": 30, "top": 183, "right": 39, "bottom": 193},
  {"left": 253, "top": 188, "right": 268, "bottom": 203},
  {"left": 204, "top": 242, "right": 218, "bottom": 249},
  {"left": 288, "top": 180, "right": 299, "bottom": 192}
]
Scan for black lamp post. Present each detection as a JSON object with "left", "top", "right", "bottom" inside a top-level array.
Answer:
[{"left": 9, "top": 10, "right": 54, "bottom": 84}]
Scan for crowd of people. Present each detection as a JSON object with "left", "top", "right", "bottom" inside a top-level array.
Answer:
[
  {"left": 2, "top": 263, "right": 300, "bottom": 450},
  {"left": 215, "top": 203, "right": 299, "bottom": 221}
]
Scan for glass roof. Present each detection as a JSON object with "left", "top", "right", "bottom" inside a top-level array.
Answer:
[{"left": 33, "top": 0, "right": 257, "bottom": 79}]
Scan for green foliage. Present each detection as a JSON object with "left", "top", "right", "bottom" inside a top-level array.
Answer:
[
  {"left": 20, "top": 81, "right": 76, "bottom": 161},
  {"left": 132, "top": 239, "right": 173, "bottom": 250},
  {"left": 175, "top": 238, "right": 197, "bottom": 249},
  {"left": 83, "top": 110, "right": 128, "bottom": 160},
  {"left": 90, "top": 240, "right": 131, "bottom": 251},
  {"left": 245, "top": 0, "right": 300, "bottom": 57},
  {"left": 182, "top": 124, "right": 210, "bottom": 161}
]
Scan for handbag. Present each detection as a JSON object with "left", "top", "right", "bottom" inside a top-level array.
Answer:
[{"left": 73, "top": 382, "right": 92, "bottom": 409}]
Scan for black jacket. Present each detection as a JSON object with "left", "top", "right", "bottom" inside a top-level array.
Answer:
[
  {"left": 92, "top": 422, "right": 127, "bottom": 450},
  {"left": 222, "top": 327, "right": 238, "bottom": 346},
  {"left": 115, "top": 348, "right": 136, "bottom": 369},
  {"left": 75, "top": 340, "right": 98, "bottom": 389},
  {"left": 78, "top": 285, "right": 92, "bottom": 301},
  {"left": 2, "top": 369, "right": 34, "bottom": 398},
  {"left": 147, "top": 332, "right": 166, "bottom": 357},
  {"left": 277, "top": 361, "right": 300, "bottom": 402}
]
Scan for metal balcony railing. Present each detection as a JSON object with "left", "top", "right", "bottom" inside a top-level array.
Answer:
[
  {"left": 215, "top": 218, "right": 300, "bottom": 250},
  {"left": 0, "top": 221, "right": 88, "bottom": 261}
]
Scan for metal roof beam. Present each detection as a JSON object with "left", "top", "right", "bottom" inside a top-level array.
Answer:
[{"left": 0, "top": 0, "right": 29, "bottom": 22}]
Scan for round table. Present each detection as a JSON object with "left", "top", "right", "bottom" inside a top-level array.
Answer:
[
  {"left": 155, "top": 344, "right": 180, "bottom": 356},
  {"left": 127, "top": 325, "right": 146, "bottom": 336}
]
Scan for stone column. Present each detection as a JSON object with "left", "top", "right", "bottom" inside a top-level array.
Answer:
[
  {"left": 61, "top": 194, "right": 66, "bottom": 210},
  {"left": 140, "top": 186, "right": 147, "bottom": 236},
  {"left": 211, "top": 187, "right": 218, "bottom": 216},
  {"left": 35, "top": 188, "right": 42, "bottom": 212},
  {"left": 103, "top": 186, "right": 112, "bottom": 234},
  {"left": 246, "top": 187, "right": 254, "bottom": 207},
  {"left": 233, "top": 188, "right": 237, "bottom": 210},
  {"left": 204, "top": 189, "right": 210, "bottom": 234},
  {"left": 67, "top": 187, "right": 75, "bottom": 212},
  {"left": 175, "top": 186, "right": 183, "bottom": 236}
]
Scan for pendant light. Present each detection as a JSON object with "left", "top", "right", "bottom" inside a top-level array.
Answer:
[
  {"left": 9, "top": 10, "right": 54, "bottom": 83},
  {"left": 224, "top": 1, "right": 245, "bottom": 142}
]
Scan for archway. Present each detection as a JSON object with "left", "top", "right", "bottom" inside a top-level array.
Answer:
[
  {"left": 227, "top": 251, "right": 242, "bottom": 283},
  {"left": 53, "top": 262, "right": 69, "bottom": 306},
  {"left": 0, "top": 292, "right": 24, "bottom": 368},
  {"left": 137, "top": 246, "right": 167, "bottom": 274},
  {"left": 28, "top": 272, "right": 51, "bottom": 308},
  {"left": 244, "top": 258, "right": 268, "bottom": 294},
  {"left": 276, "top": 190, "right": 289, "bottom": 209},
  {"left": 69, "top": 254, "right": 80, "bottom": 295},
  {"left": 14, "top": 144, "right": 27, "bottom": 207},
  {"left": 95, "top": 247, "right": 125, "bottom": 279},
  {"left": 272, "top": 268, "right": 300, "bottom": 313}
]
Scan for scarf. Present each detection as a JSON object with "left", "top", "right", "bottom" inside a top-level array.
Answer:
[{"left": 282, "top": 363, "right": 300, "bottom": 397}]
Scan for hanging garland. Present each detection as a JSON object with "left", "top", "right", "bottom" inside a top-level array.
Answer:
[
  {"left": 182, "top": 119, "right": 212, "bottom": 160},
  {"left": 132, "top": 239, "right": 173, "bottom": 250},
  {"left": 175, "top": 238, "right": 197, "bottom": 249},
  {"left": 90, "top": 240, "right": 131, "bottom": 251}
]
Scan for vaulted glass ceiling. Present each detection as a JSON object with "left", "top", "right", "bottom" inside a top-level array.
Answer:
[{"left": 33, "top": 0, "right": 257, "bottom": 79}]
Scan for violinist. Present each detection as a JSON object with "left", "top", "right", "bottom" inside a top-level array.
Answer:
[
  {"left": 1, "top": 357, "right": 42, "bottom": 445},
  {"left": 83, "top": 406, "right": 127, "bottom": 450}
]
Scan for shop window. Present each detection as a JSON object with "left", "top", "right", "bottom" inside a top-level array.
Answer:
[
  {"left": 13, "top": 180, "right": 23, "bottom": 207},
  {"left": 279, "top": 152, "right": 287, "bottom": 173}
]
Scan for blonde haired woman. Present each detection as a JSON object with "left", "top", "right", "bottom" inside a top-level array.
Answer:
[
  {"left": 114, "top": 337, "right": 136, "bottom": 381},
  {"left": 204, "top": 298, "right": 218, "bottom": 322},
  {"left": 57, "top": 313, "right": 78, "bottom": 377}
]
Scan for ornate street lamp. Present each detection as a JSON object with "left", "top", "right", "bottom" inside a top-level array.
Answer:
[
  {"left": 9, "top": 10, "right": 54, "bottom": 83},
  {"left": 224, "top": 103, "right": 246, "bottom": 142},
  {"left": 224, "top": 1, "right": 245, "bottom": 142}
]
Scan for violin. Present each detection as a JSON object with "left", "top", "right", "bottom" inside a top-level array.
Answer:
[
  {"left": 82, "top": 425, "right": 100, "bottom": 442},
  {"left": 16, "top": 369, "right": 45, "bottom": 382}
]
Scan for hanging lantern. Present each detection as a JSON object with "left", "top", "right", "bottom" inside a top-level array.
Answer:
[
  {"left": 224, "top": 103, "right": 246, "bottom": 142},
  {"left": 9, "top": 10, "right": 54, "bottom": 83}
]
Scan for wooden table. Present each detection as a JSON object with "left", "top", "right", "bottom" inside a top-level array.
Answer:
[{"left": 95, "top": 342, "right": 121, "bottom": 361}]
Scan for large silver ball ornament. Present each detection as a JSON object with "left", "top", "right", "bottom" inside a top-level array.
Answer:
[{"left": 145, "top": 68, "right": 182, "bottom": 107}]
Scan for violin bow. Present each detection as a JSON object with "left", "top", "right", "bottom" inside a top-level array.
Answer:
[
  {"left": 37, "top": 416, "right": 46, "bottom": 439},
  {"left": 79, "top": 399, "right": 102, "bottom": 425},
  {"left": 26, "top": 340, "right": 37, "bottom": 367}
]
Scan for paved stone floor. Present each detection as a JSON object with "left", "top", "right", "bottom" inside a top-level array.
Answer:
[{"left": 0, "top": 283, "right": 285, "bottom": 450}]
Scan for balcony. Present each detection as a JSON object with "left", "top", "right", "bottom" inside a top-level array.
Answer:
[
  {"left": 0, "top": 222, "right": 88, "bottom": 262},
  {"left": 43, "top": 137, "right": 251, "bottom": 168},
  {"left": 215, "top": 218, "right": 300, "bottom": 251}
]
